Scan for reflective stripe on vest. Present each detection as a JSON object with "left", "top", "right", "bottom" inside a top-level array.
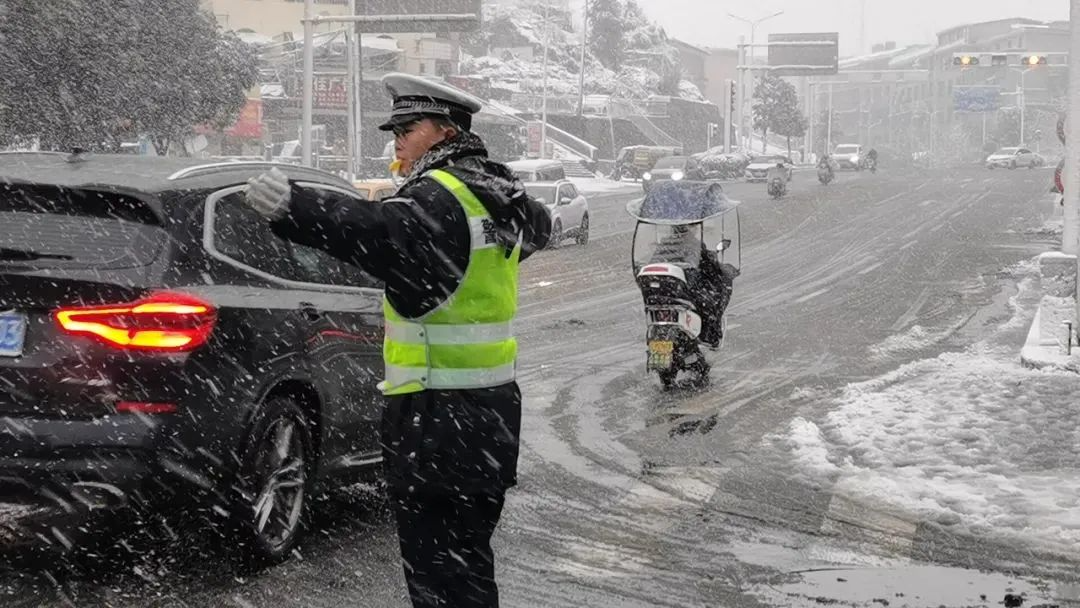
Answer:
[{"left": 378, "top": 168, "right": 520, "bottom": 395}]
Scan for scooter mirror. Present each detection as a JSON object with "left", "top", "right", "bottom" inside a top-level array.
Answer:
[{"left": 717, "top": 239, "right": 731, "bottom": 252}]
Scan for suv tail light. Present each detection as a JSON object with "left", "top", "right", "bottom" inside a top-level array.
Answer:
[{"left": 53, "top": 292, "right": 217, "bottom": 352}]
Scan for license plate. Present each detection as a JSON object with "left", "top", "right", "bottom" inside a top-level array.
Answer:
[
  {"left": 648, "top": 340, "right": 674, "bottom": 355},
  {"left": 0, "top": 313, "right": 27, "bottom": 357},
  {"left": 648, "top": 340, "right": 674, "bottom": 370}
]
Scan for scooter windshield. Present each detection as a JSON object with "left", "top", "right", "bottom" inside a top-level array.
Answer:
[{"left": 633, "top": 223, "right": 704, "bottom": 270}]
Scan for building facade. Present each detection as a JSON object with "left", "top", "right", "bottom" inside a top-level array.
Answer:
[{"left": 810, "top": 17, "right": 1069, "bottom": 160}]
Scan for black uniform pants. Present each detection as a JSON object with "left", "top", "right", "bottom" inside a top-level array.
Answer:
[{"left": 391, "top": 491, "right": 507, "bottom": 608}]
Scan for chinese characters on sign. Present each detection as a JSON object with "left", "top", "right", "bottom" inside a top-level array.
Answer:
[{"left": 314, "top": 76, "right": 348, "bottom": 110}]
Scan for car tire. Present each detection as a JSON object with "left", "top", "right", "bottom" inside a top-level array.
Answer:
[
  {"left": 576, "top": 214, "right": 589, "bottom": 246},
  {"left": 548, "top": 219, "right": 563, "bottom": 249},
  {"left": 231, "top": 397, "right": 313, "bottom": 566}
]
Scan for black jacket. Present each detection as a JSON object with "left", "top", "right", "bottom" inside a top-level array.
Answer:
[{"left": 270, "top": 132, "right": 551, "bottom": 495}]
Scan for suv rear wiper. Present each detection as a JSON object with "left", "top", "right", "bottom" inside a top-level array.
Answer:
[{"left": 0, "top": 247, "right": 74, "bottom": 261}]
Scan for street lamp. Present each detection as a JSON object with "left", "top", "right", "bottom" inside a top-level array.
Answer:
[
  {"left": 728, "top": 10, "right": 784, "bottom": 149},
  {"left": 1009, "top": 66, "right": 1039, "bottom": 145},
  {"left": 727, "top": 10, "right": 784, "bottom": 61}
]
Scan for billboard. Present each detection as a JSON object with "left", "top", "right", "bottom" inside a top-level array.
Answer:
[
  {"left": 354, "top": 0, "right": 481, "bottom": 33},
  {"left": 767, "top": 33, "right": 839, "bottom": 77},
  {"left": 953, "top": 86, "right": 1000, "bottom": 112}
]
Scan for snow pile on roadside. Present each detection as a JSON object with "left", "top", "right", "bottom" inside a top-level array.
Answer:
[
  {"left": 867, "top": 325, "right": 949, "bottom": 362},
  {"left": 773, "top": 258, "right": 1080, "bottom": 557},
  {"left": 774, "top": 347, "right": 1080, "bottom": 557}
]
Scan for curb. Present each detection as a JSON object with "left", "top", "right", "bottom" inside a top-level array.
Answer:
[{"left": 1020, "top": 307, "right": 1080, "bottom": 372}]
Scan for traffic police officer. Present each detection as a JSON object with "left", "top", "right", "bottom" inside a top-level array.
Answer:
[{"left": 244, "top": 73, "right": 551, "bottom": 608}]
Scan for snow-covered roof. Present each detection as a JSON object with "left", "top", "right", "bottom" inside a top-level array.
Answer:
[
  {"left": 839, "top": 46, "right": 910, "bottom": 69},
  {"left": 361, "top": 35, "right": 401, "bottom": 53},
  {"left": 936, "top": 17, "right": 1043, "bottom": 38},
  {"left": 886, "top": 45, "right": 933, "bottom": 69},
  {"left": 235, "top": 31, "right": 274, "bottom": 46}
]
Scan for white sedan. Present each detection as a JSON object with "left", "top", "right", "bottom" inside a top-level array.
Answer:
[
  {"left": 524, "top": 180, "right": 590, "bottom": 248},
  {"left": 744, "top": 155, "right": 794, "bottom": 182},
  {"left": 986, "top": 147, "right": 1041, "bottom": 170}
]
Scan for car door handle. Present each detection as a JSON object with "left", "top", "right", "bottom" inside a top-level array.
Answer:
[{"left": 298, "top": 302, "right": 322, "bottom": 321}]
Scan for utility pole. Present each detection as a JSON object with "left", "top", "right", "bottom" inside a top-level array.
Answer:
[
  {"left": 729, "top": 11, "right": 784, "bottom": 151},
  {"left": 301, "top": 9, "right": 481, "bottom": 170},
  {"left": 540, "top": 0, "right": 551, "bottom": 158},
  {"left": 353, "top": 0, "right": 363, "bottom": 179},
  {"left": 723, "top": 78, "right": 733, "bottom": 153},
  {"left": 344, "top": 0, "right": 361, "bottom": 181},
  {"left": 735, "top": 36, "right": 745, "bottom": 150},
  {"left": 859, "top": 0, "right": 867, "bottom": 56},
  {"left": 577, "top": 0, "right": 588, "bottom": 117},
  {"left": 1065, "top": 0, "right": 1080, "bottom": 265},
  {"left": 301, "top": 0, "right": 315, "bottom": 166}
]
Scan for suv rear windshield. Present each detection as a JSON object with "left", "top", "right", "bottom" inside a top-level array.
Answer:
[{"left": 0, "top": 184, "right": 166, "bottom": 268}]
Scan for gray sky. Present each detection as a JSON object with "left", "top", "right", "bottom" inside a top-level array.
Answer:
[{"left": 633, "top": 0, "right": 1069, "bottom": 56}]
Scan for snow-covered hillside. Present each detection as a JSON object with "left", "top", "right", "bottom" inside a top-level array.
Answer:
[{"left": 459, "top": 0, "right": 705, "bottom": 102}]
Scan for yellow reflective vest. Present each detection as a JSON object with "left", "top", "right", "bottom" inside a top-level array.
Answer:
[{"left": 378, "top": 169, "right": 520, "bottom": 395}]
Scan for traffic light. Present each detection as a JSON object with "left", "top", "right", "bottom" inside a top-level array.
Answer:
[
  {"left": 1022, "top": 54, "right": 1048, "bottom": 66},
  {"left": 729, "top": 80, "right": 736, "bottom": 114},
  {"left": 953, "top": 55, "right": 979, "bottom": 67}
]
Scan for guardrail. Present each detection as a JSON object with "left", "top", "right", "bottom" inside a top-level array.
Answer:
[{"left": 544, "top": 124, "right": 597, "bottom": 161}]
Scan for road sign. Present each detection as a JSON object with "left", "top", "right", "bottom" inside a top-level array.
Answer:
[
  {"left": 526, "top": 121, "right": 543, "bottom": 157},
  {"left": 953, "top": 86, "right": 1001, "bottom": 112},
  {"left": 767, "top": 33, "right": 839, "bottom": 77},
  {"left": 354, "top": 0, "right": 481, "bottom": 33}
]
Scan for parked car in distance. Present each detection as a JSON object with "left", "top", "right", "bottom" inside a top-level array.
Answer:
[
  {"left": 744, "top": 154, "right": 794, "bottom": 183},
  {"left": 508, "top": 159, "right": 566, "bottom": 182},
  {"left": 523, "top": 179, "right": 590, "bottom": 248}
]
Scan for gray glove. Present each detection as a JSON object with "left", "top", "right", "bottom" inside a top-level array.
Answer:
[{"left": 244, "top": 167, "right": 292, "bottom": 220}]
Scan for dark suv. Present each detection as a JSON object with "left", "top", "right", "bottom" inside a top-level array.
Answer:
[{"left": 0, "top": 152, "right": 385, "bottom": 563}]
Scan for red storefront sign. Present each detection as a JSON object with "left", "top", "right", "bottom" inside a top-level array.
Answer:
[{"left": 225, "top": 99, "right": 263, "bottom": 139}]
